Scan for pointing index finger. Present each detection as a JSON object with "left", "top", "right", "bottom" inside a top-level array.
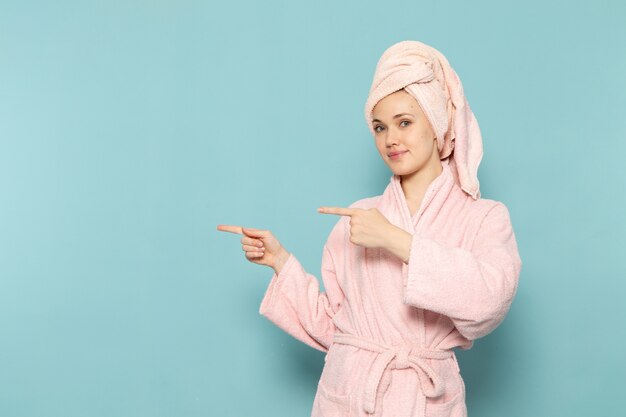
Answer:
[
  {"left": 317, "top": 206, "right": 357, "bottom": 216},
  {"left": 216, "top": 224, "right": 244, "bottom": 235}
]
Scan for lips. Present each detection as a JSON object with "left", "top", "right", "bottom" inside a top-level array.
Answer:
[{"left": 388, "top": 151, "right": 407, "bottom": 157}]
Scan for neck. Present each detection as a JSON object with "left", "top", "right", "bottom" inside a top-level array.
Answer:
[{"left": 400, "top": 161, "right": 444, "bottom": 205}]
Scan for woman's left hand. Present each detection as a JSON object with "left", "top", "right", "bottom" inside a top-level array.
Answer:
[{"left": 318, "top": 206, "right": 398, "bottom": 249}]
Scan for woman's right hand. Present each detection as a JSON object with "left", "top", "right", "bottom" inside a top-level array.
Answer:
[{"left": 216, "top": 225, "right": 290, "bottom": 273}]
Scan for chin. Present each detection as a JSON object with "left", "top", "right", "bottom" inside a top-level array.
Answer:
[{"left": 387, "top": 164, "right": 420, "bottom": 176}]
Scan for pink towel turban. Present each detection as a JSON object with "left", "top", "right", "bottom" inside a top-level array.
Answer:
[{"left": 364, "top": 40, "right": 483, "bottom": 200}]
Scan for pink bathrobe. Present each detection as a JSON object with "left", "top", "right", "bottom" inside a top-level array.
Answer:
[{"left": 259, "top": 161, "right": 522, "bottom": 417}]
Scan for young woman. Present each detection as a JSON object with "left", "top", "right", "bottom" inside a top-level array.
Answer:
[{"left": 218, "top": 40, "right": 522, "bottom": 417}]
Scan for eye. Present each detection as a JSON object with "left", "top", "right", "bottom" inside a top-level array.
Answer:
[
  {"left": 400, "top": 120, "right": 410, "bottom": 127},
  {"left": 374, "top": 125, "right": 385, "bottom": 133}
]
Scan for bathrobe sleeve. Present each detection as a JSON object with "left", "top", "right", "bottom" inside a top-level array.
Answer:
[
  {"left": 403, "top": 202, "right": 522, "bottom": 341},
  {"left": 258, "top": 222, "right": 345, "bottom": 353}
]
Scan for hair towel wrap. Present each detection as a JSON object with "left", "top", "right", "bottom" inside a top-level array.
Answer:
[{"left": 364, "top": 40, "right": 483, "bottom": 200}]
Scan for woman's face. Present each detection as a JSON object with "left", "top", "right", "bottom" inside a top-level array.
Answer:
[{"left": 371, "top": 89, "right": 440, "bottom": 176}]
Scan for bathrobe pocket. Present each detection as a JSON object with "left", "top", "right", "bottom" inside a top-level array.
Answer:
[
  {"left": 316, "top": 382, "right": 352, "bottom": 416},
  {"left": 425, "top": 361, "right": 467, "bottom": 417},
  {"left": 425, "top": 388, "right": 464, "bottom": 417},
  {"left": 314, "top": 344, "right": 361, "bottom": 416}
]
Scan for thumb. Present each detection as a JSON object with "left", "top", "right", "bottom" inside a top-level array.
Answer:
[{"left": 242, "top": 227, "right": 268, "bottom": 238}]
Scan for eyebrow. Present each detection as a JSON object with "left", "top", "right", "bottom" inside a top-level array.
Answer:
[{"left": 371, "top": 113, "right": 414, "bottom": 123}]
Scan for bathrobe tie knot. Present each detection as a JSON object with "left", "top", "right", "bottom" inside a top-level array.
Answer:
[
  {"left": 394, "top": 344, "right": 412, "bottom": 369},
  {"left": 333, "top": 332, "right": 455, "bottom": 415}
]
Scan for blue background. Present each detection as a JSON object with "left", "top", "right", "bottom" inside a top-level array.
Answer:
[{"left": 1, "top": 0, "right": 625, "bottom": 416}]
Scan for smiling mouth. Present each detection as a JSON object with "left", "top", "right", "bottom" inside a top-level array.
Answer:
[{"left": 388, "top": 151, "right": 407, "bottom": 160}]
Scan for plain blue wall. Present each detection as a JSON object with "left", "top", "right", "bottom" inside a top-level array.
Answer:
[{"left": 1, "top": 1, "right": 625, "bottom": 416}]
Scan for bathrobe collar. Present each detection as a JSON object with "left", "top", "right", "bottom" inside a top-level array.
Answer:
[{"left": 385, "top": 160, "right": 456, "bottom": 234}]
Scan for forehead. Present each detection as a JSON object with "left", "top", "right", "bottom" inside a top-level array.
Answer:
[{"left": 372, "top": 90, "right": 422, "bottom": 118}]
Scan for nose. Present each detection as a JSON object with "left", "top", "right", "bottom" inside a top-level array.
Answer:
[{"left": 385, "top": 126, "right": 400, "bottom": 148}]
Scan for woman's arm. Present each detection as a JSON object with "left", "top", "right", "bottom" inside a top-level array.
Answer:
[
  {"left": 270, "top": 247, "right": 291, "bottom": 275},
  {"left": 392, "top": 202, "right": 522, "bottom": 341},
  {"left": 384, "top": 227, "right": 413, "bottom": 264},
  {"left": 258, "top": 222, "right": 345, "bottom": 353}
]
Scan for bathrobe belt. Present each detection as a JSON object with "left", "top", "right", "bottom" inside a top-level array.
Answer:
[{"left": 333, "top": 332, "right": 457, "bottom": 415}]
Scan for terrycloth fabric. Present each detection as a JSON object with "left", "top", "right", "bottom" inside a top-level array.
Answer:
[
  {"left": 259, "top": 161, "right": 522, "bottom": 417},
  {"left": 364, "top": 40, "right": 484, "bottom": 200}
]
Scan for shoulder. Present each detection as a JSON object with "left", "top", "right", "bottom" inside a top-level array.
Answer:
[
  {"left": 470, "top": 197, "right": 505, "bottom": 215},
  {"left": 348, "top": 195, "right": 382, "bottom": 210},
  {"left": 472, "top": 198, "right": 513, "bottom": 223},
  {"left": 466, "top": 197, "right": 517, "bottom": 244},
  {"left": 449, "top": 189, "right": 515, "bottom": 238},
  {"left": 455, "top": 189, "right": 511, "bottom": 221}
]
